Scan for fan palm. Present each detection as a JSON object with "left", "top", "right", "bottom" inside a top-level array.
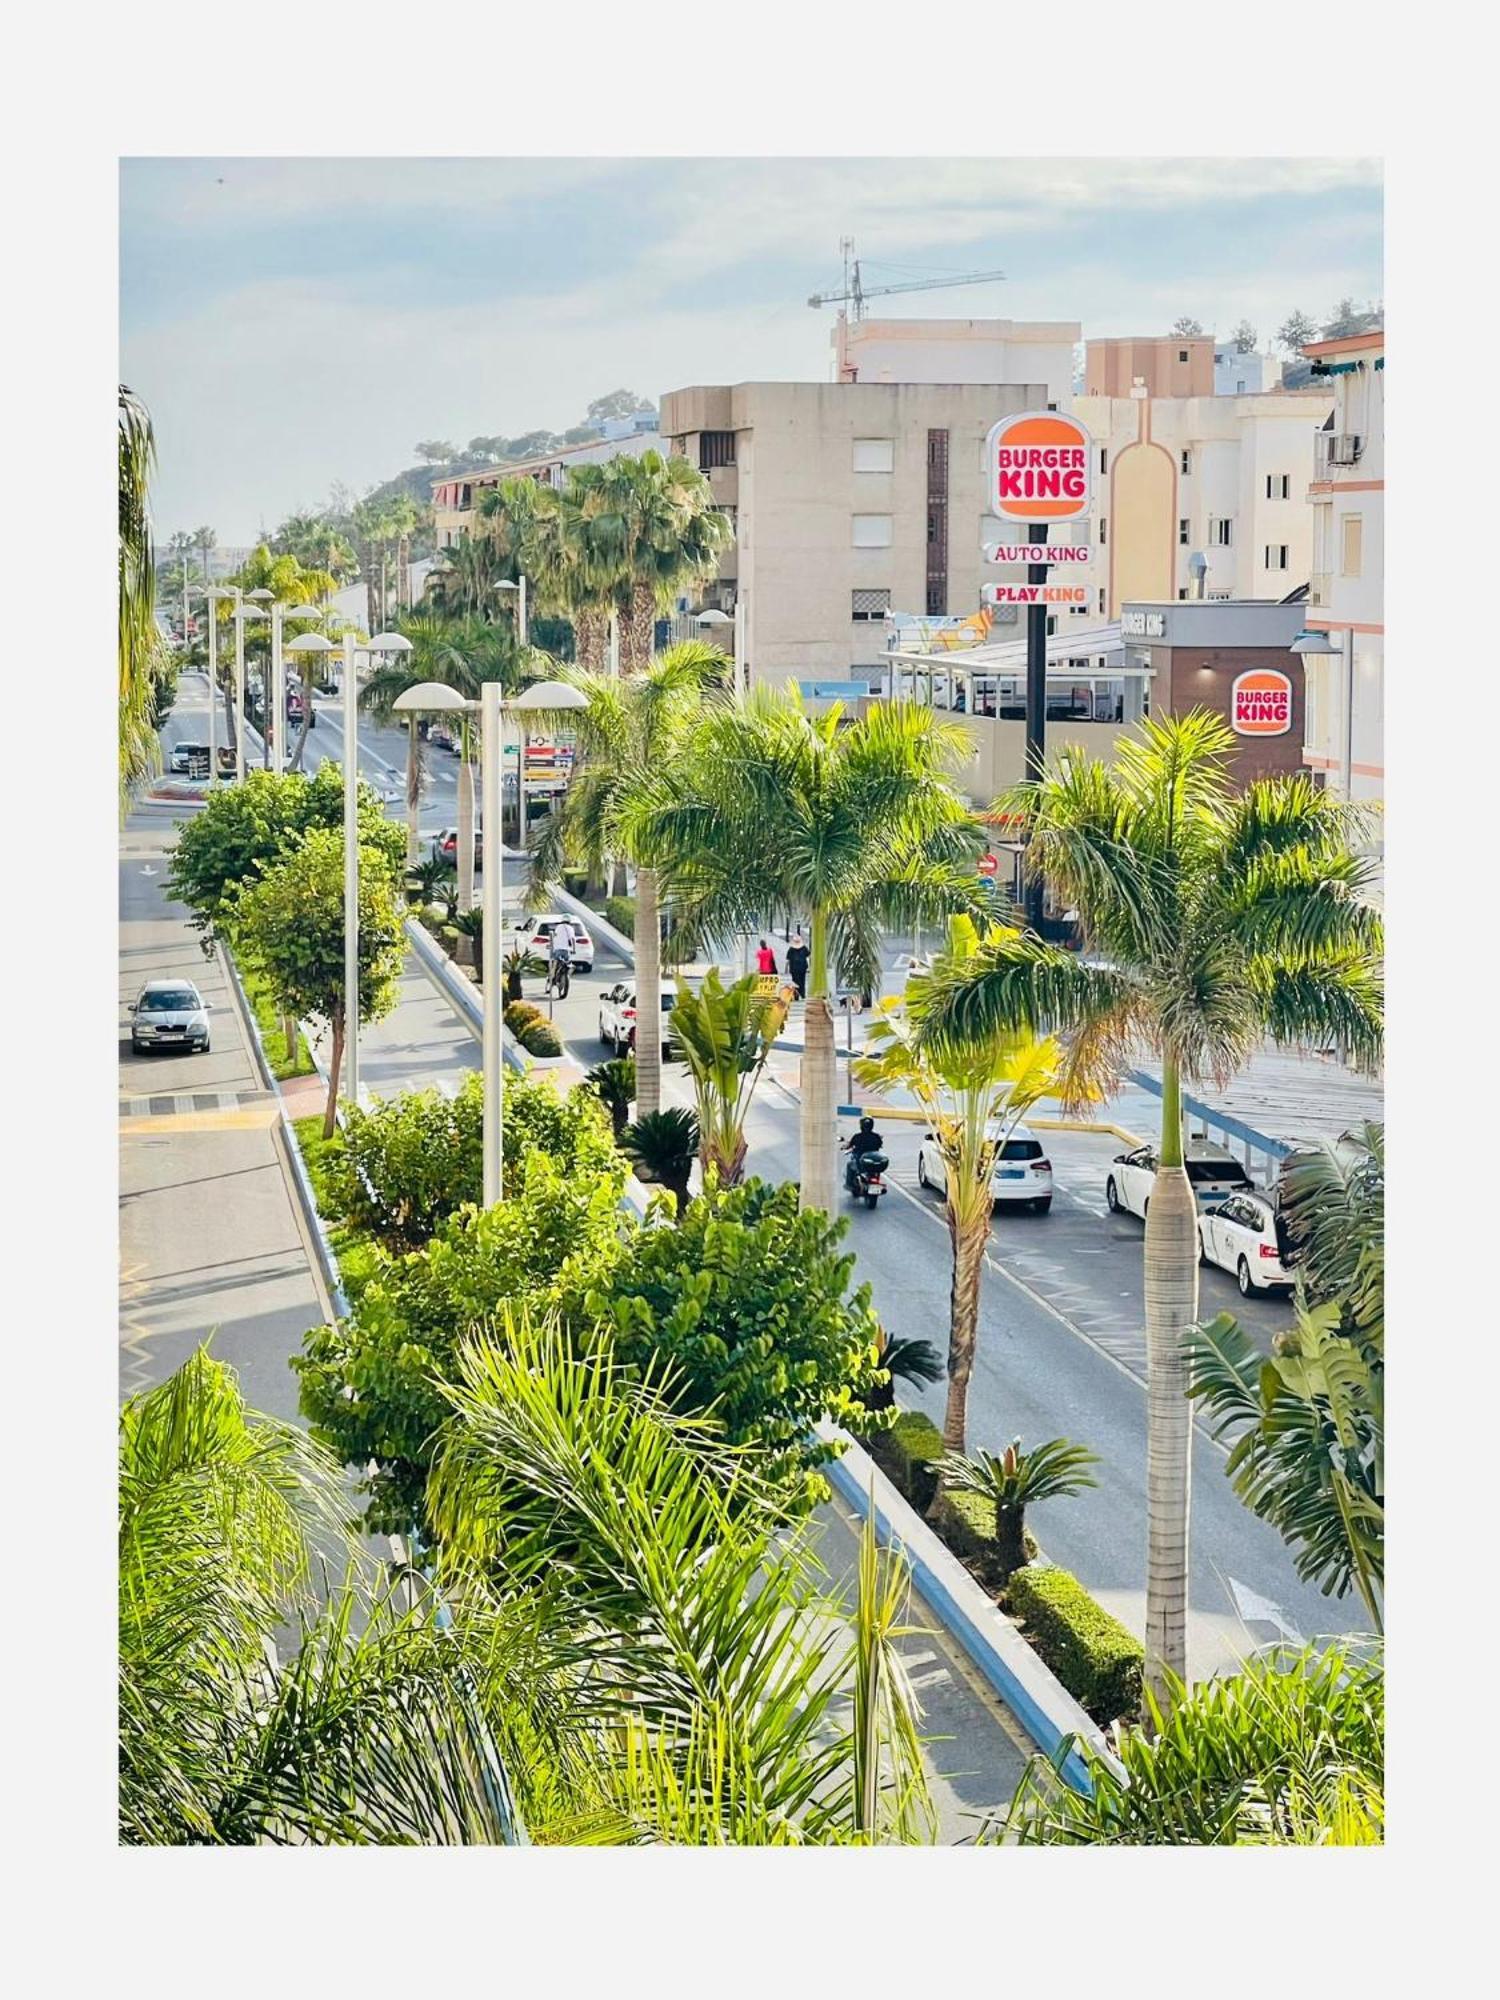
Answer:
[
  {"left": 940, "top": 1436, "right": 1100, "bottom": 1582},
  {"left": 119, "top": 385, "right": 163, "bottom": 814},
  {"left": 624, "top": 689, "right": 983, "bottom": 1217},
  {"left": 566, "top": 451, "right": 732, "bottom": 672},
  {"left": 855, "top": 914, "right": 1082, "bottom": 1452},
  {"left": 583, "top": 1055, "right": 637, "bottom": 1139},
  {"left": 913, "top": 710, "right": 1383, "bottom": 1701},
  {"left": 529, "top": 642, "right": 730, "bottom": 1116}
]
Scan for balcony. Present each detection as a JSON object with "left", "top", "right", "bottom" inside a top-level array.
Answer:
[{"left": 1314, "top": 433, "right": 1364, "bottom": 478}]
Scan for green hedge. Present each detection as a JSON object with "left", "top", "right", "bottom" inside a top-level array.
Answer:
[
  {"left": 504, "top": 1000, "right": 544, "bottom": 1036},
  {"left": 1004, "top": 1564, "right": 1144, "bottom": 1725},
  {"left": 604, "top": 895, "right": 636, "bottom": 939},
  {"left": 521, "top": 1021, "right": 563, "bottom": 1057},
  {"left": 929, "top": 1488, "right": 1039, "bottom": 1580},
  {"left": 870, "top": 1409, "right": 944, "bottom": 1513}
]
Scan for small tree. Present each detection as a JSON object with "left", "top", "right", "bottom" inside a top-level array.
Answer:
[
  {"left": 670, "top": 967, "right": 789, "bottom": 1186},
  {"left": 620, "top": 1107, "right": 699, "bottom": 1215},
  {"left": 1170, "top": 315, "right": 1204, "bottom": 337},
  {"left": 940, "top": 1437, "right": 1099, "bottom": 1583},
  {"left": 1229, "top": 318, "right": 1258, "bottom": 354},
  {"left": 235, "top": 828, "right": 406, "bottom": 1136},
  {"left": 1276, "top": 308, "right": 1318, "bottom": 352},
  {"left": 583, "top": 1056, "right": 636, "bottom": 1140},
  {"left": 861, "top": 1331, "right": 943, "bottom": 1413}
]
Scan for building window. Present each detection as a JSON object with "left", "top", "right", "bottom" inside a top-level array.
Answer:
[
  {"left": 1098, "top": 517, "right": 1107, "bottom": 545},
  {"left": 698, "top": 431, "right": 736, "bottom": 470},
  {"left": 1098, "top": 448, "right": 1108, "bottom": 475},
  {"left": 1264, "top": 544, "right": 1290, "bottom": 571},
  {"left": 1266, "top": 473, "right": 1291, "bottom": 500},
  {"left": 1098, "top": 588, "right": 1107, "bottom": 615},
  {"left": 1181, "top": 449, "right": 1192, "bottom": 475},
  {"left": 1210, "top": 518, "right": 1233, "bottom": 547},
  {"left": 1341, "top": 514, "right": 1363, "bottom": 577},
  {"left": 925, "top": 428, "right": 949, "bottom": 616},
  {"left": 851, "top": 588, "right": 891, "bottom": 622},
  {"left": 852, "top": 514, "right": 893, "bottom": 548},
  {"left": 853, "top": 437, "right": 894, "bottom": 473},
  {"left": 1179, "top": 519, "right": 1190, "bottom": 545},
  {"left": 1178, "top": 349, "right": 1189, "bottom": 362},
  {"left": 1178, "top": 588, "right": 1189, "bottom": 600}
]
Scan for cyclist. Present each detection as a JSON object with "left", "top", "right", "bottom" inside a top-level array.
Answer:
[{"left": 546, "top": 918, "right": 578, "bottom": 999}]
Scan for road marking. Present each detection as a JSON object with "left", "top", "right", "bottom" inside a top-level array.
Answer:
[
  {"left": 120, "top": 1102, "right": 279, "bottom": 1136},
  {"left": 908, "top": 1668, "right": 953, "bottom": 1690}
]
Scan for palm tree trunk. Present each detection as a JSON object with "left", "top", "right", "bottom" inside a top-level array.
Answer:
[
  {"left": 800, "top": 909, "right": 837, "bottom": 1216},
  {"left": 574, "top": 609, "right": 607, "bottom": 674},
  {"left": 287, "top": 670, "right": 314, "bottom": 773},
  {"left": 221, "top": 674, "right": 237, "bottom": 757},
  {"left": 1143, "top": 1054, "right": 1197, "bottom": 1708},
  {"left": 941, "top": 1207, "right": 986, "bottom": 1455},
  {"left": 625, "top": 581, "right": 656, "bottom": 673},
  {"left": 324, "top": 1011, "right": 344, "bottom": 1140},
  {"left": 406, "top": 715, "right": 423, "bottom": 868},
  {"left": 457, "top": 730, "right": 477, "bottom": 913},
  {"left": 635, "top": 866, "right": 663, "bottom": 1118},
  {"left": 994, "top": 1504, "right": 1028, "bottom": 1584}
]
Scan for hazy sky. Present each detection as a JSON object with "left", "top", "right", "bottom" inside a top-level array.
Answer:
[{"left": 120, "top": 156, "right": 1382, "bottom": 544}]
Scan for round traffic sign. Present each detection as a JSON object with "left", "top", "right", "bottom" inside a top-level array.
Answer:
[{"left": 977, "top": 852, "right": 999, "bottom": 878}]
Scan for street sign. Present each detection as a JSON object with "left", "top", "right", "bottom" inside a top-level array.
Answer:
[
  {"left": 984, "top": 542, "right": 1090, "bottom": 566},
  {"left": 1231, "top": 669, "right": 1293, "bottom": 737},
  {"left": 976, "top": 852, "right": 999, "bottom": 878},
  {"left": 985, "top": 411, "right": 1093, "bottom": 524},
  {"left": 796, "top": 680, "right": 864, "bottom": 700},
  {"left": 983, "top": 581, "right": 1089, "bottom": 607}
]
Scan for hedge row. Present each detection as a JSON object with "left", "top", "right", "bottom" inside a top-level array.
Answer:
[
  {"left": 869, "top": 1409, "right": 944, "bottom": 1513},
  {"left": 1004, "top": 1563, "right": 1144, "bottom": 1725},
  {"left": 504, "top": 1000, "right": 544, "bottom": 1036},
  {"left": 604, "top": 895, "right": 636, "bottom": 939}
]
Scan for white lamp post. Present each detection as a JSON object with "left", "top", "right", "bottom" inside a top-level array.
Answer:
[
  {"left": 1290, "top": 625, "right": 1349, "bottom": 799},
  {"left": 233, "top": 597, "right": 268, "bottom": 782},
  {"left": 393, "top": 675, "right": 585, "bottom": 1205},
  {"left": 494, "top": 575, "right": 528, "bottom": 646}
]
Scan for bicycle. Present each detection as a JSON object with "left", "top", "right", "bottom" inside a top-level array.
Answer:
[{"left": 545, "top": 954, "right": 572, "bottom": 1001}]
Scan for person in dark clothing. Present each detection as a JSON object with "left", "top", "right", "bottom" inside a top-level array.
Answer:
[
  {"left": 842, "top": 1114, "right": 886, "bottom": 1191},
  {"left": 785, "top": 931, "right": 809, "bottom": 999}
]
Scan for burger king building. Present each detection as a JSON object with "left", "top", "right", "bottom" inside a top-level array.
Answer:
[{"left": 1119, "top": 598, "right": 1308, "bottom": 786}]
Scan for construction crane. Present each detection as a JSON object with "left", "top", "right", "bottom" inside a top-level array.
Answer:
[{"left": 807, "top": 238, "right": 1006, "bottom": 320}]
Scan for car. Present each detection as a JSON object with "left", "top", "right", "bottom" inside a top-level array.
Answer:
[
  {"left": 916, "top": 1122, "right": 1054, "bottom": 1213},
  {"left": 523, "top": 915, "right": 595, "bottom": 973},
  {"left": 130, "top": 979, "right": 211, "bottom": 1054},
  {"left": 169, "top": 741, "right": 211, "bottom": 776},
  {"left": 1198, "top": 1189, "right": 1294, "bottom": 1295},
  {"left": 432, "top": 827, "right": 483, "bottom": 868},
  {"left": 598, "top": 982, "right": 678, "bottom": 1057},
  {"left": 1105, "top": 1143, "right": 1254, "bottom": 1221}
]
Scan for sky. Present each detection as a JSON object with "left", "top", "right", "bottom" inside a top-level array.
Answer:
[{"left": 120, "top": 156, "right": 1383, "bottom": 546}]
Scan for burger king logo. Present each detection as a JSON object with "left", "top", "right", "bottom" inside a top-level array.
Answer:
[
  {"left": 985, "top": 411, "right": 1093, "bottom": 524},
  {"left": 1231, "top": 669, "right": 1293, "bottom": 737}
]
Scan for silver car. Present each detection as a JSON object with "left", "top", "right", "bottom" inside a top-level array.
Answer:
[{"left": 130, "top": 979, "right": 212, "bottom": 1054}]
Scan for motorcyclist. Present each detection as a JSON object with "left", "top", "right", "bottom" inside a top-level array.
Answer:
[{"left": 843, "top": 1115, "right": 886, "bottom": 1191}]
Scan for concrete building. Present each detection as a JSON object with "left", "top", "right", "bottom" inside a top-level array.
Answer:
[
  {"left": 1213, "top": 345, "right": 1276, "bottom": 396},
  {"left": 1300, "top": 329, "right": 1383, "bottom": 806},
  {"left": 430, "top": 413, "right": 661, "bottom": 549},
  {"left": 1119, "top": 598, "right": 1309, "bottom": 787},
  {"left": 833, "top": 315, "right": 1079, "bottom": 404},
  {"left": 1085, "top": 334, "right": 1215, "bottom": 399}
]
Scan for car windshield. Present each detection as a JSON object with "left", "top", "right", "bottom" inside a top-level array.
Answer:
[
  {"left": 1186, "top": 1158, "right": 1250, "bottom": 1185},
  {"left": 661, "top": 993, "right": 675, "bottom": 1012},
  {"left": 999, "top": 1139, "right": 1043, "bottom": 1162},
  {"left": 142, "top": 989, "right": 197, "bottom": 1010}
]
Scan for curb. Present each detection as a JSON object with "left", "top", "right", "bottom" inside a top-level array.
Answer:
[{"left": 404, "top": 916, "right": 527, "bottom": 1074}]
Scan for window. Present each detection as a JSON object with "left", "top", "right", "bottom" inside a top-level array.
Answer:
[
  {"left": 1181, "top": 449, "right": 1192, "bottom": 475},
  {"left": 1098, "top": 517, "right": 1107, "bottom": 545},
  {"left": 851, "top": 588, "right": 891, "bottom": 622},
  {"left": 852, "top": 514, "right": 893, "bottom": 548},
  {"left": 1178, "top": 349, "right": 1189, "bottom": 362},
  {"left": 698, "top": 431, "right": 736, "bottom": 469},
  {"left": 852, "top": 437, "right": 894, "bottom": 473},
  {"left": 1341, "top": 514, "right": 1363, "bottom": 577},
  {"left": 1178, "top": 588, "right": 1189, "bottom": 600},
  {"left": 1098, "top": 448, "right": 1108, "bottom": 475},
  {"left": 1210, "top": 518, "right": 1233, "bottom": 547},
  {"left": 1266, "top": 473, "right": 1291, "bottom": 500},
  {"left": 1098, "top": 588, "right": 1107, "bottom": 615},
  {"left": 1179, "top": 519, "right": 1190, "bottom": 545},
  {"left": 1236, "top": 379, "right": 1246, "bottom": 395},
  {"left": 1264, "top": 544, "right": 1290, "bottom": 571}
]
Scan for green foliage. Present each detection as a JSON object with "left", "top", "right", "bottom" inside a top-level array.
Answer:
[
  {"left": 239, "top": 960, "right": 316, "bottom": 1081},
  {"left": 295, "top": 1149, "right": 628, "bottom": 1537},
  {"left": 520, "top": 1021, "right": 563, "bottom": 1057},
  {"left": 940, "top": 1436, "right": 1099, "bottom": 1583},
  {"left": 671, "top": 967, "right": 789, "bottom": 1185},
  {"left": 620, "top": 1107, "right": 699, "bottom": 1212},
  {"left": 235, "top": 826, "right": 405, "bottom": 1037},
  {"left": 1003, "top": 1564, "right": 1144, "bottom": 1725},
  {"left": 566, "top": 1178, "right": 883, "bottom": 1496},
  {"left": 584, "top": 1056, "right": 636, "bottom": 1140},
  {"left": 604, "top": 895, "right": 636, "bottom": 938},
  {"left": 870, "top": 1409, "right": 945, "bottom": 1513},
  {"left": 861, "top": 1331, "right": 943, "bottom": 1412},
  {"left": 504, "top": 1000, "right": 544, "bottom": 1036},
  {"left": 1005, "top": 1646, "right": 1383, "bottom": 1845}
]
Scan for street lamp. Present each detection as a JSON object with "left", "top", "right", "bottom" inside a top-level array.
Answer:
[
  {"left": 393, "top": 675, "right": 585, "bottom": 1205},
  {"left": 493, "top": 575, "right": 528, "bottom": 645},
  {"left": 203, "top": 588, "right": 234, "bottom": 785},
  {"left": 269, "top": 601, "right": 324, "bottom": 776},
  {"left": 232, "top": 597, "right": 268, "bottom": 782},
  {"left": 1290, "top": 625, "right": 1351, "bottom": 799},
  {"left": 695, "top": 604, "right": 746, "bottom": 702}
]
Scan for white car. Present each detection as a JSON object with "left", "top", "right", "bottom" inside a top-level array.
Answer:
[
  {"left": 524, "top": 915, "right": 595, "bottom": 973},
  {"left": 916, "top": 1122, "right": 1054, "bottom": 1213},
  {"left": 1198, "top": 1190, "right": 1294, "bottom": 1296},
  {"left": 1105, "top": 1143, "right": 1254, "bottom": 1220},
  {"left": 130, "top": 979, "right": 212, "bottom": 1054},
  {"left": 169, "top": 741, "right": 210, "bottom": 775},
  {"left": 598, "top": 982, "right": 678, "bottom": 1057}
]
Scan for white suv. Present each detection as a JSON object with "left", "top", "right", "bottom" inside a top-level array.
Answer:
[
  {"left": 1198, "top": 1190, "right": 1294, "bottom": 1295},
  {"left": 1105, "top": 1143, "right": 1253, "bottom": 1220},
  {"left": 523, "top": 915, "right": 595, "bottom": 973},
  {"left": 917, "top": 1122, "right": 1054, "bottom": 1213}
]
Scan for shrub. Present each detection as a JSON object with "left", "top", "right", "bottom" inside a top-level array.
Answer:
[
  {"left": 504, "top": 1000, "right": 544, "bottom": 1036},
  {"left": 561, "top": 867, "right": 589, "bottom": 898},
  {"left": 604, "top": 895, "right": 636, "bottom": 939},
  {"left": 521, "top": 1021, "right": 563, "bottom": 1057},
  {"left": 870, "top": 1409, "right": 944, "bottom": 1513},
  {"left": 1004, "top": 1564, "right": 1144, "bottom": 1725},
  {"left": 929, "top": 1488, "right": 1039, "bottom": 1580}
]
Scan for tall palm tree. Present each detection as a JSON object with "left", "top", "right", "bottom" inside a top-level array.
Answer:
[
  {"left": 855, "top": 914, "right": 1083, "bottom": 1453},
  {"left": 624, "top": 690, "right": 982, "bottom": 1216},
  {"left": 119, "top": 385, "right": 163, "bottom": 815},
  {"left": 529, "top": 642, "right": 730, "bottom": 1115},
  {"left": 913, "top": 710, "right": 1383, "bottom": 1702}
]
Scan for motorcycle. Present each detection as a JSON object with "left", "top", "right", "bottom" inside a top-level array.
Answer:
[{"left": 843, "top": 1146, "right": 889, "bottom": 1211}]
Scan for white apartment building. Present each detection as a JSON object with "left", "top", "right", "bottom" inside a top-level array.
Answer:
[
  {"left": 833, "top": 315, "right": 1080, "bottom": 405},
  {"left": 431, "top": 413, "right": 661, "bottom": 548},
  {"left": 1300, "top": 329, "right": 1383, "bottom": 805}
]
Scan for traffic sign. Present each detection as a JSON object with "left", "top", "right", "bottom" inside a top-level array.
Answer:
[{"left": 976, "top": 852, "right": 999, "bottom": 878}]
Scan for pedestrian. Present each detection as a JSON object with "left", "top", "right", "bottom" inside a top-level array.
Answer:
[
  {"left": 755, "top": 937, "right": 778, "bottom": 976},
  {"left": 785, "top": 930, "right": 809, "bottom": 1000}
]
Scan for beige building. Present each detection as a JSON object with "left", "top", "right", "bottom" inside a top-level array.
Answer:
[
  {"left": 1085, "top": 334, "right": 1216, "bottom": 399},
  {"left": 834, "top": 315, "right": 1079, "bottom": 403}
]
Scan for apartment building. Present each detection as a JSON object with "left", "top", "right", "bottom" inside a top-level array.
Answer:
[
  {"left": 1084, "top": 334, "right": 1215, "bottom": 399},
  {"left": 1213, "top": 345, "right": 1276, "bottom": 396},
  {"left": 659, "top": 378, "right": 1048, "bottom": 693},
  {"left": 833, "top": 315, "right": 1079, "bottom": 404},
  {"left": 1299, "top": 330, "right": 1383, "bottom": 806},
  {"left": 430, "top": 413, "right": 661, "bottom": 548}
]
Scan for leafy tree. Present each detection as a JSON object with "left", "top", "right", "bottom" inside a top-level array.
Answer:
[
  {"left": 1276, "top": 308, "right": 1318, "bottom": 352},
  {"left": 272, "top": 510, "right": 358, "bottom": 581},
  {"left": 1322, "top": 297, "right": 1382, "bottom": 338},
  {"left": 625, "top": 690, "right": 982, "bottom": 1218},
  {"left": 563, "top": 1177, "right": 884, "bottom": 1497},
  {"left": 415, "top": 439, "right": 458, "bottom": 465},
  {"left": 915, "top": 711, "right": 1383, "bottom": 1701},
  {"left": 235, "top": 827, "right": 406, "bottom": 1135},
  {"left": 1229, "top": 318, "right": 1258, "bottom": 354},
  {"left": 670, "top": 967, "right": 790, "bottom": 1185},
  {"left": 587, "top": 389, "right": 656, "bottom": 425},
  {"left": 466, "top": 435, "right": 509, "bottom": 463},
  {"left": 856, "top": 915, "right": 1076, "bottom": 1452},
  {"left": 939, "top": 1436, "right": 1099, "bottom": 1582},
  {"left": 620, "top": 1107, "right": 699, "bottom": 1215},
  {"left": 1004, "top": 1646, "right": 1383, "bottom": 1846},
  {"left": 296, "top": 1149, "right": 628, "bottom": 1535},
  {"left": 1170, "top": 316, "right": 1204, "bottom": 337},
  {"left": 119, "top": 386, "right": 164, "bottom": 814}
]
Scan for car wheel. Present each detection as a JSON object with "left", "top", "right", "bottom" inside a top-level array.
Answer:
[
  {"left": 917, "top": 1154, "right": 929, "bottom": 1189},
  {"left": 1105, "top": 1176, "right": 1120, "bottom": 1213},
  {"left": 1237, "top": 1256, "right": 1256, "bottom": 1297},
  {"left": 1033, "top": 1196, "right": 1052, "bottom": 1214}
]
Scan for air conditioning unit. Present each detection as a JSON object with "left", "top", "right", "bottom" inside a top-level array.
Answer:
[{"left": 1328, "top": 434, "right": 1364, "bottom": 466}]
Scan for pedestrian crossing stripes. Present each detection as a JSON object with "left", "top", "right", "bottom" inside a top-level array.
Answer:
[{"left": 119, "top": 1090, "right": 262, "bottom": 1119}]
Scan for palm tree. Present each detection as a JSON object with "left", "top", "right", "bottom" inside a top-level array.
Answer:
[
  {"left": 861, "top": 1330, "right": 944, "bottom": 1413},
  {"left": 855, "top": 914, "right": 1080, "bottom": 1452},
  {"left": 620, "top": 1106, "right": 700, "bottom": 1216},
  {"left": 670, "top": 967, "right": 790, "bottom": 1186},
  {"left": 583, "top": 1055, "right": 637, "bottom": 1140},
  {"left": 625, "top": 690, "right": 983, "bottom": 1218},
  {"left": 361, "top": 640, "right": 434, "bottom": 868},
  {"left": 529, "top": 642, "right": 730, "bottom": 1116},
  {"left": 939, "top": 1436, "right": 1100, "bottom": 1582},
  {"left": 914, "top": 711, "right": 1384, "bottom": 1702},
  {"left": 119, "top": 386, "right": 163, "bottom": 814}
]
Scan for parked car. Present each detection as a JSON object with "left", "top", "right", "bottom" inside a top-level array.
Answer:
[
  {"left": 1198, "top": 1190, "right": 1294, "bottom": 1295},
  {"left": 916, "top": 1122, "right": 1054, "bottom": 1213},
  {"left": 523, "top": 914, "right": 595, "bottom": 973},
  {"left": 1105, "top": 1143, "right": 1254, "bottom": 1220},
  {"left": 130, "top": 979, "right": 211, "bottom": 1054},
  {"left": 169, "top": 741, "right": 210, "bottom": 776},
  {"left": 598, "top": 982, "right": 677, "bottom": 1057},
  {"left": 432, "top": 827, "right": 483, "bottom": 868}
]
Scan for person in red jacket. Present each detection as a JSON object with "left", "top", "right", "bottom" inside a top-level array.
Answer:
[{"left": 755, "top": 938, "right": 778, "bottom": 975}]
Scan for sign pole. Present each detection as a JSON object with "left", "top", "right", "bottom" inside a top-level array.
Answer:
[{"left": 1024, "top": 522, "right": 1049, "bottom": 931}]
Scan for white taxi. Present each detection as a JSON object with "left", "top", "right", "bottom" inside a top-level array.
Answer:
[
  {"left": 1198, "top": 1190, "right": 1294, "bottom": 1296},
  {"left": 916, "top": 1122, "right": 1053, "bottom": 1213}
]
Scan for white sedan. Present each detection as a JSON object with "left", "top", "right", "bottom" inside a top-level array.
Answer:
[
  {"left": 1198, "top": 1190, "right": 1294, "bottom": 1295},
  {"left": 598, "top": 982, "right": 678, "bottom": 1058},
  {"left": 1105, "top": 1143, "right": 1254, "bottom": 1220},
  {"left": 916, "top": 1123, "right": 1054, "bottom": 1213}
]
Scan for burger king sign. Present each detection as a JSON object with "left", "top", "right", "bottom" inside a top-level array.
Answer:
[
  {"left": 985, "top": 411, "right": 1093, "bottom": 524},
  {"left": 1231, "top": 668, "right": 1293, "bottom": 737}
]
